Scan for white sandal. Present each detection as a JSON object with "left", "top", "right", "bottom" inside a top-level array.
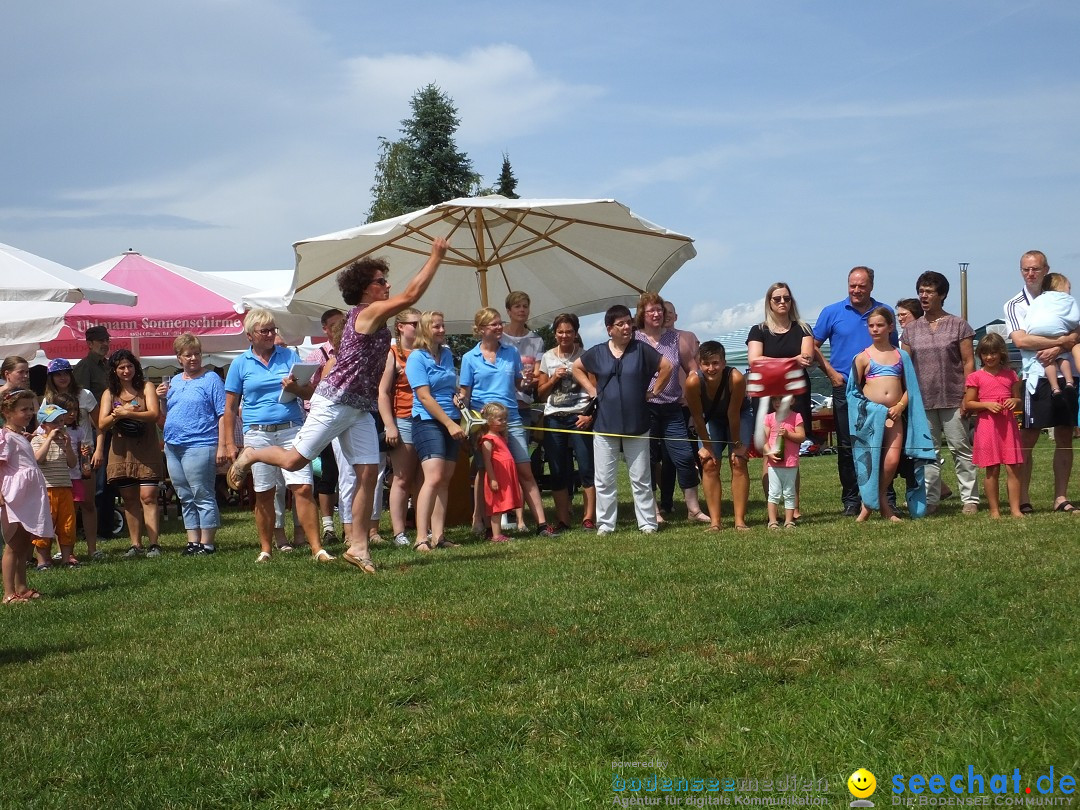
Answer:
[{"left": 255, "top": 551, "right": 272, "bottom": 563}]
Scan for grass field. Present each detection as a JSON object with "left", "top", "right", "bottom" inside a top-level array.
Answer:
[{"left": 1, "top": 447, "right": 1077, "bottom": 809}]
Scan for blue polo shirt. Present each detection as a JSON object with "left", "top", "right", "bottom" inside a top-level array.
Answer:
[
  {"left": 225, "top": 345, "right": 305, "bottom": 429},
  {"left": 405, "top": 346, "right": 461, "bottom": 421},
  {"left": 459, "top": 343, "right": 522, "bottom": 413},
  {"left": 813, "top": 298, "right": 897, "bottom": 381}
]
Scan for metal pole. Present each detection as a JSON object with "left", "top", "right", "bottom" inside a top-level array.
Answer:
[{"left": 958, "top": 262, "right": 969, "bottom": 323}]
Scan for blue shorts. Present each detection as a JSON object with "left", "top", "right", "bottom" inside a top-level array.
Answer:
[
  {"left": 412, "top": 417, "right": 460, "bottom": 462},
  {"left": 395, "top": 415, "right": 414, "bottom": 445},
  {"left": 505, "top": 421, "right": 530, "bottom": 464}
]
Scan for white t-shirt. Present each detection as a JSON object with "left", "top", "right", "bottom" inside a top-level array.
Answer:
[
  {"left": 500, "top": 331, "right": 545, "bottom": 406},
  {"left": 538, "top": 347, "right": 591, "bottom": 416}
]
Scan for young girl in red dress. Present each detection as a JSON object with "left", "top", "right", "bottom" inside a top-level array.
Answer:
[
  {"left": 964, "top": 333, "right": 1023, "bottom": 518},
  {"left": 478, "top": 403, "right": 522, "bottom": 543}
]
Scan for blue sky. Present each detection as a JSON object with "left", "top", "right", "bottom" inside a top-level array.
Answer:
[{"left": 3, "top": 0, "right": 1078, "bottom": 345}]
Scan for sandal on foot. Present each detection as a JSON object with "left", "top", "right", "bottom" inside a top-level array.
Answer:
[
  {"left": 227, "top": 448, "right": 254, "bottom": 491},
  {"left": 784, "top": 522, "right": 797, "bottom": 529},
  {"left": 3, "top": 593, "right": 29, "bottom": 605},
  {"left": 1055, "top": 500, "right": 1078, "bottom": 513},
  {"left": 491, "top": 534, "right": 511, "bottom": 543},
  {"left": 368, "top": 532, "right": 386, "bottom": 545},
  {"left": 688, "top": 510, "right": 712, "bottom": 523},
  {"left": 768, "top": 522, "right": 781, "bottom": 530},
  {"left": 434, "top": 538, "right": 459, "bottom": 549},
  {"left": 706, "top": 524, "right": 722, "bottom": 532},
  {"left": 312, "top": 549, "right": 335, "bottom": 562},
  {"left": 18, "top": 588, "right": 42, "bottom": 600},
  {"left": 255, "top": 551, "right": 272, "bottom": 564},
  {"left": 342, "top": 550, "right": 376, "bottom": 573},
  {"left": 413, "top": 540, "right": 433, "bottom": 553},
  {"left": 734, "top": 524, "right": 751, "bottom": 532}
]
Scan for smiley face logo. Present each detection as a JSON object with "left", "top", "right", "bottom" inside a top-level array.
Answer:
[{"left": 847, "top": 769, "right": 877, "bottom": 799}]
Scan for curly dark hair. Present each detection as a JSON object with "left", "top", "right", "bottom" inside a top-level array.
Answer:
[
  {"left": 107, "top": 349, "right": 146, "bottom": 395},
  {"left": 338, "top": 257, "right": 390, "bottom": 306}
]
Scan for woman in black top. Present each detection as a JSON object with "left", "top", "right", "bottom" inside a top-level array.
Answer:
[{"left": 746, "top": 282, "right": 815, "bottom": 518}]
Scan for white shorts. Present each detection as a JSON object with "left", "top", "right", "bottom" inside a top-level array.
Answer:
[
  {"left": 292, "top": 394, "right": 380, "bottom": 466},
  {"left": 244, "top": 426, "right": 314, "bottom": 492}
]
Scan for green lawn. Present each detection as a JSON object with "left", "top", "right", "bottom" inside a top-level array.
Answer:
[{"left": 1, "top": 448, "right": 1077, "bottom": 809}]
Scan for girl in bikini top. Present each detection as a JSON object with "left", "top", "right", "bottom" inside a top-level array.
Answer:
[{"left": 863, "top": 349, "right": 902, "bottom": 379}]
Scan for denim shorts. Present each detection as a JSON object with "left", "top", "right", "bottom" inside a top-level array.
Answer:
[
  {"left": 412, "top": 417, "right": 460, "bottom": 462},
  {"left": 395, "top": 416, "right": 414, "bottom": 445}
]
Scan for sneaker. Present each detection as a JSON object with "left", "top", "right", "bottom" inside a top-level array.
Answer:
[
  {"left": 581, "top": 518, "right": 596, "bottom": 530},
  {"left": 392, "top": 532, "right": 410, "bottom": 547},
  {"left": 535, "top": 523, "right": 560, "bottom": 538},
  {"left": 51, "top": 551, "right": 63, "bottom": 562},
  {"left": 123, "top": 546, "right": 144, "bottom": 558},
  {"left": 596, "top": 526, "right": 615, "bottom": 536},
  {"left": 640, "top": 526, "right": 658, "bottom": 535},
  {"left": 196, "top": 544, "right": 216, "bottom": 555},
  {"left": 842, "top": 504, "right": 860, "bottom": 517},
  {"left": 556, "top": 521, "right": 572, "bottom": 533},
  {"left": 322, "top": 529, "right": 338, "bottom": 546},
  {"left": 182, "top": 542, "right": 200, "bottom": 556},
  {"left": 91, "top": 550, "right": 106, "bottom": 561},
  {"left": 962, "top": 503, "right": 978, "bottom": 515},
  {"left": 145, "top": 545, "right": 162, "bottom": 558},
  {"left": 276, "top": 544, "right": 294, "bottom": 553}
]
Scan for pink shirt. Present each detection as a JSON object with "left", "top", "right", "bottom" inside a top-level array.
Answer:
[{"left": 764, "top": 411, "right": 803, "bottom": 468}]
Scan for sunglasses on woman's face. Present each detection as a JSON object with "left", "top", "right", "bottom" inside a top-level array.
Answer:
[{"left": 771, "top": 295, "right": 792, "bottom": 303}]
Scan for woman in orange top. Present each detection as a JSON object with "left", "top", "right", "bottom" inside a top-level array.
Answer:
[{"left": 377, "top": 308, "right": 422, "bottom": 547}]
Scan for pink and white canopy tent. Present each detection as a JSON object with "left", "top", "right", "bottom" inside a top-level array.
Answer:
[{"left": 40, "top": 251, "right": 318, "bottom": 359}]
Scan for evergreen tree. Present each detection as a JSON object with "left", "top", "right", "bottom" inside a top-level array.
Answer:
[
  {"left": 495, "top": 152, "right": 519, "bottom": 198},
  {"left": 366, "top": 84, "right": 478, "bottom": 222}
]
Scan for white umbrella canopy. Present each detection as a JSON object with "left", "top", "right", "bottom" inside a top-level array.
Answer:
[
  {"left": 0, "top": 241, "right": 137, "bottom": 305},
  {"left": 0, "top": 301, "right": 76, "bottom": 357},
  {"left": 255, "top": 196, "right": 697, "bottom": 334}
]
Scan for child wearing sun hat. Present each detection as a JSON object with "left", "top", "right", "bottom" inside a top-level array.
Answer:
[{"left": 30, "top": 403, "right": 79, "bottom": 569}]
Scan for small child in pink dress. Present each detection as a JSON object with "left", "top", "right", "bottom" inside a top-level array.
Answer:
[
  {"left": 964, "top": 333, "right": 1024, "bottom": 518},
  {"left": 1, "top": 389, "right": 54, "bottom": 604},
  {"left": 763, "top": 395, "right": 806, "bottom": 529},
  {"left": 478, "top": 403, "right": 522, "bottom": 542}
]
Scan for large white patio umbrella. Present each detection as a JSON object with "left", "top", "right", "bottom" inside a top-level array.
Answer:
[
  {"left": 0, "top": 241, "right": 137, "bottom": 305},
  {"left": 250, "top": 196, "right": 697, "bottom": 334},
  {"left": 0, "top": 242, "right": 138, "bottom": 356}
]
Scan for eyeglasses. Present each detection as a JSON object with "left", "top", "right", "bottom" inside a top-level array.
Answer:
[
  {"left": 370, "top": 278, "right": 390, "bottom": 287},
  {"left": 771, "top": 295, "right": 792, "bottom": 303},
  {"left": 253, "top": 327, "right": 277, "bottom": 336}
]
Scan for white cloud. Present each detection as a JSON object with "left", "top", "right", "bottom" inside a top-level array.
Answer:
[{"left": 344, "top": 45, "right": 603, "bottom": 145}]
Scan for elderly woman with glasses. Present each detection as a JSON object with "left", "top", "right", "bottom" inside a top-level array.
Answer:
[
  {"left": 746, "top": 282, "right": 816, "bottom": 518},
  {"left": 222, "top": 309, "right": 333, "bottom": 564}
]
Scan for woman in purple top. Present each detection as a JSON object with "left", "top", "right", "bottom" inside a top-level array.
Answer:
[
  {"left": 229, "top": 238, "right": 448, "bottom": 573},
  {"left": 633, "top": 292, "right": 708, "bottom": 524}
]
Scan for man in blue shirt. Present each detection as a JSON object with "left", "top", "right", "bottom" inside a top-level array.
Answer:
[{"left": 814, "top": 266, "right": 897, "bottom": 516}]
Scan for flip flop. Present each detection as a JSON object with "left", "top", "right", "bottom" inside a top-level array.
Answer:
[
  {"left": 226, "top": 448, "right": 254, "bottom": 491},
  {"left": 1054, "top": 500, "right": 1078, "bottom": 513},
  {"left": 342, "top": 551, "right": 376, "bottom": 573},
  {"left": 1019, "top": 503, "right": 1034, "bottom": 515}
]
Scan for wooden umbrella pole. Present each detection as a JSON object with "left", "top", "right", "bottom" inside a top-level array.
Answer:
[{"left": 474, "top": 208, "right": 489, "bottom": 308}]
